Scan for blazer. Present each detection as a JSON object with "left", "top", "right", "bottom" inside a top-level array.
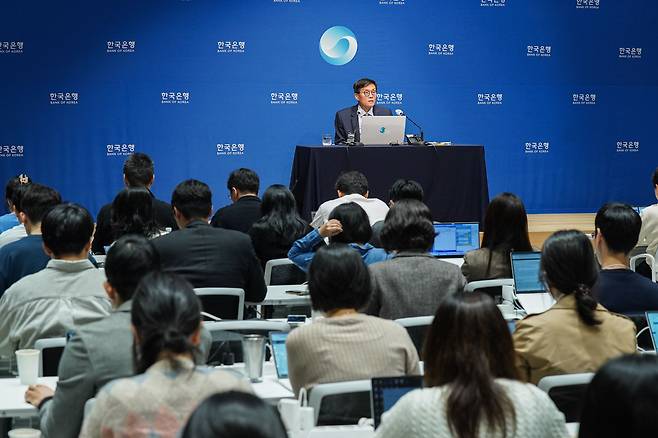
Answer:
[
  {"left": 513, "top": 294, "right": 637, "bottom": 385},
  {"left": 210, "top": 195, "right": 262, "bottom": 233},
  {"left": 461, "top": 248, "right": 512, "bottom": 282},
  {"left": 151, "top": 220, "right": 267, "bottom": 303},
  {"left": 334, "top": 104, "right": 392, "bottom": 144}
]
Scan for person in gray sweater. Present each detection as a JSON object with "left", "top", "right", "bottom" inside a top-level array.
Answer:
[{"left": 365, "top": 200, "right": 466, "bottom": 320}]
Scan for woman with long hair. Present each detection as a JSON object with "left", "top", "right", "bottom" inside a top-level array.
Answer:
[{"left": 110, "top": 187, "right": 163, "bottom": 243}]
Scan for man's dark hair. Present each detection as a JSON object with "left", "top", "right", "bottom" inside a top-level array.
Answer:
[
  {"left": 41, "top": 203, "right": 94, "bottom": 257},
  {"left": 171, "top": 179, "right": 212, "bottom": 220},
  {"left": 105, "top": 235, "right": 160, "bottom": 302},
  {"left": 595, "top": 203, "right": 642, "bottom": 255},
  {"left": 353, "top": 78, "right": 377, "bottom": 94},
  {"left": 388, "top": 179, "right": 424, "bottom": 203},
  {"left": 5, "top": 174, "right": 31, "bottom": 205},
  {"left": 226, "top": 168, "right": 259, "bottom": 194},
  {"left": 380, "top": 199, "right": 435, "bottom": 252},
  {"left": 328, "top": 202, "right": 372, "bottom": 244},
  {"left": 334, "top": 171, "right": 368, "bottom": 196},
  {"left": 19, "top": 184, "right": 61, "bottom": 224},
  {"left": 652, "top": 167, "right": 658, "bottom": 187},
  {"left": 123, "top": 153, "right": 154, "bottom": 188}
]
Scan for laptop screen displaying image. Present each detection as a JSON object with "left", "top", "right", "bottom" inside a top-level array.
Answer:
[
  {"left": 371, "top": 376, "right": 423, "bottom": 428},
  {"left": 511, "top": 251, "right": 544, "bottom": 293},
  {"left": 646, "top": 312, "right": 658, "bottom": 350},
  {"left": 269, "top": 332, "right": 289, "bottom": 379},
  {"left": 431, "top": 222, "right": 480, "bottom": 257}
]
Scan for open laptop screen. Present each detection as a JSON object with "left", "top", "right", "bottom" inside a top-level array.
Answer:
[
  {"left": 371, "top": 376, "right": 423, "bottom": 428},
  {"left": 431, "top": 222, "right": 480, "bottom": 257},
  {"left": 646, "top": 312, "right": 658, "bottom": 350},
  {"left": 269, "top": 332, "right": 289, "bottom": 379},
  {"left": 511, "top": 251, "right": 544, "bottom": 293}
]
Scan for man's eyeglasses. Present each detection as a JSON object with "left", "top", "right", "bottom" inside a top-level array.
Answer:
[{"left": 359, "top": 90, "right": 377, "bottom": 97}]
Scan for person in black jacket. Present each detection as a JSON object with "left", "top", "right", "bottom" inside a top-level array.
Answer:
[
  {"left": 92, "top": 153, "right": 176, "bottom": 254},
  {"left": 210, "top": 168, "right": 261, "bottom": 233}
]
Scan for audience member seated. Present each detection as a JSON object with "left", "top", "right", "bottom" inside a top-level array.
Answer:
[
  {"left": 365, "top": 199, "right": 466, "bottom": 319},
  {"left": 182, "top": 391, "right": 288, "bottom": 438},
  {"left": 310, "top": 171, "right": 389, "bottom": 228},
  {"left": 0, "top": 174, "right": 30, "bottom": 233},
  {"left": 0, "top": 204, "right": 111, "bottom": 362},
  {"left": 110, "top": 187, "right": 166, "bottom": 244},
  {"left": 92, "top": 152, "right": 176, "bottom": 254},
  {"left": 0, "top": 183, "right": 61, "bottom": 296},
  {"left": 579, "top": 354, "right": 658, "bottom": 438},
  {"left": 592, "top": 203, "right": 658, "bottom": 313},
  {"left": 461, "top": 192, "right": 533, "bottom": 282},
  {"left": 25, "top": 235, "right": 161, "bottom": 438},
  {"left": 286, "top": 244, "right": 419, "bottom": 396},
  {"left": 288, "top": 202, "right": 391, "bottom": 272},
  {"left": 376, "top": 293, "right": 568, "bottom": 438},
  {"left": 0, "top": 180, "right": 31, "bottom": 248},
  {"left": 79, "top": 272, "right": 251, "bottom": 438},
  {"left": 636, "top": 167, "right": 658, "bottom": 279},
  {"left": 211, "top": 168, "right": 262, "bottom": 233},
  {"left": 388, "top": 178, "right": 424, "bottom": 206},
  {"left": 513, "top": 230, "right": 636, "bottom": 385},
  {"left": 152, "top": 179, "right": 266, "bottom": 303},
  {"left": 248, "top": 184, "right": 309, "bottom": 268}
]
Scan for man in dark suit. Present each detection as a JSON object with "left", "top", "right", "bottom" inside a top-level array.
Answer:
[
  {"left": 210, "top": 168, "right": 262, "bottom": 233},
  {"left": 152, "top": 179, "right": 267, "bottom": 306},
  {"left": 92, "top": 153, "right": 177, "bottom": 254},
  {"left": 334, "top": 78, "right": 392, "bottom": 144}
]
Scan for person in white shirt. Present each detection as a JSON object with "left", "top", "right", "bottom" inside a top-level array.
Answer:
[
  {"left": 637, "top": 167, "right": 658, "bottom": 278},
  {"left": 310, "top": 171, "right": 389, "bottom": 228}
]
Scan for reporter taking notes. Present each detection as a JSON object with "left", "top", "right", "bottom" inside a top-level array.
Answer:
[{"left": 334, "top": 78, "right": 392, "bottom": 145}]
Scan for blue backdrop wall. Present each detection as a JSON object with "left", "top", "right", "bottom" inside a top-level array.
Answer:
[{"left": 1, "top": 0, "right": 657, "bottom": 217}]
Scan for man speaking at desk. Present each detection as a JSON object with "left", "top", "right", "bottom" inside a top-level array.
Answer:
[{"left": 334, "top": 78, "right": 392, "bottom": 145}]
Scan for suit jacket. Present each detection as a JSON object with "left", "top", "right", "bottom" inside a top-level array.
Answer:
[
  {"left": 334, "top": 104, "right": 392, "bottom": 144},
  {"left": 210, "top": 195, "right": 262, "bottom": 233},
  {"left": 461, "top": 248, "right": 512, "bottom": 282},
  {"left": 513, "top": 294, "right": 637, "bottom": 385},
  {"left": 151, "top": 220, "right": 267, "bottom": 303}
]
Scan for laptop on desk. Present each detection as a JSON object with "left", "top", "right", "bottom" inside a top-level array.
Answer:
[
  {"left": 430, "top": 222, "right": 480, "bottom": 258},
  {"left": 371, "top": 376, "right": 423, "bottom": 428},
  {"left": 510, "top": 251, "right": 555, "bottom": 314},
  {"left": 646, "top": 312, "right": 658, "bottom": 351},
  {"left": 360, "top": 115, "right": 406, "bottom": 145},
  {"left": 270, "top": 332, "right": 292, "bottom": 391}
]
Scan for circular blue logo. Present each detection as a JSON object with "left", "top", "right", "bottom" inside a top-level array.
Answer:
[{"left": 319, "top": 26, "right": 358, "bottom": 66}]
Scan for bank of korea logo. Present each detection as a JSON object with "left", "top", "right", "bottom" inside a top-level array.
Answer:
[
  {"left": 619, "top": 48, "right": 642, "bottom": 59},
  {"left": 0, "top": 145, "right": 24, "bottom": 157},
  {"left": 50, "top": 92, "right": 79, "bottom": 105},
  {"left": 572, "top": 93, "right": 596, "bottom": 105},
  {"left": 576, "top": 0, "right": 599, "bottom": 9},
  {"left": 271, "top": 92, "right": 298, "bottom": 105},
  {"left": 0, "top": 41, "right": 23, "bottom": 54},
  {"left": 217, "top": 143, "right": 245, "bottom": 156},
  {"left": 525, "top": 142, "right": 549, "bottom": 154},
  {"left": 106, "top": 143, "right": 135, "bottom": 157},
  {"left": 477, "top": 93, "right": 503, "bottom": 105},
  {"left": 481, "top": 0, "right": 506, "bottom": 7},
  {"left": 377, "top": 92, "right": 403, "bottom": 106},
  {"left": 617, "top": 141, "right": 639, "bottom": 153},
  {"left": 319, "top": 26, "right": 357, "bottom": 66}
]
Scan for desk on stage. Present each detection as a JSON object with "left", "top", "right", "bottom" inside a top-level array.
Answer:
[{"left": 290, "top": 145, "right": 489, "bottom": 224}]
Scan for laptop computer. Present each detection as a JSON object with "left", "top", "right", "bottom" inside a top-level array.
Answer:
[
  {"left": 371, "top": 375, "right": 423, "bottom": 428},
  {"left": 360, "top": 115, "right": 406, "bottom": 145},
  {"left": 430, "top": 222, "right": 480, "bottom": 258},
  {"left": 269, "top": 332, "right": 292, "bottom": 391},
  {"left": 646, "top": 311, "right": 658, "bottom": 350},
  {"left": 510, "top": 251, "right": 555, "bottom": 314}
]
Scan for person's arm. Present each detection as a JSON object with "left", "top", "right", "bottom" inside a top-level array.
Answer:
[
  {"left": 0, "top": 250, "right": 9, "bottom": 297},
  {"left": 91, "top": 207, "right": 111, "bottom": 255},
  {"left": 363, "top": 269, "right": 382, "bottom": 316},
  {"left": 287, "top": 229, "right": 325, "bottom": 272},
  {"left": 210, "top": 208, "right": 224, "bottom": 228},
  {"left": 243, "top": 244, "right": 267, "bottom": 303},
  {"left": 0, "top": 293, "right": 15, "bottom": 361},
  {"left": 403, "top": 333, "right": 421, "bottom": 375},
  {"left": 460, "top": 253, "right": 472, "bottom": 282},
  {"left": 285, "top": 331, "right": 305, "bottom": 397},
  {"left": 334, "top": 111, "right": 347, "bottom": 145},
  {"left": 512, "top": 321, "right": 533, "bottom": 383}
]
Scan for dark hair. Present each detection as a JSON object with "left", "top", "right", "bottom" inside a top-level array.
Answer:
[
  {"left": 308, "top": 244, "right": 371, "bottom": 312},
  {"left": 251, "top": 184, "right": 307, "bottom": 243},
  {"left": 579, "top": 354, "right": 658, "bottom": 438},
  {"left": 353, "top": 78, "right": 377, "bottom": 94},
  {"left": 18, "top": 183, "right": 61, "bottom": 224},
  {"left": 10, "top": 183, "right": 32, "bottom": 214},
  {"left": 380, "top": 199, "right": 435, "bottom": 252},
  {"left": 334, "top": 171, "right": 368, "bottom": 196},
  {"left": 105, "top": 235, "right": 161, "bottom": 302},
  {"left": 424, "top": 293, "right": 517, "bottom": 438},
  {"left": 5, "top": 174, "right": 31, "bottom": 205},
  {"left": 131, "top": 271, "right": 202, "bottom": 373},
  {"left": 481, "top": 193, "right": 533, "bottom": 276},
  {"left": 328, "top": 202, "right": 372, "bottom": 244},
  {"left": 227, "top": 168, "right": 259, "bottom": 194},
  {"left": 388, "top": 179, "right": 424, "bottom": 203},
  {"left": 541, "top": 230, "right": 600, "bottom": 325},
  {"left": 652, "top": 167, "right": 658, "bottom": 187},
  {"left": 111, "top": 187, "right": 159, "bottom": 240},
  {"left": 123, "top": 153, "right": 154, "bottom": 188},
  {"left": 171, "top": 179, "right": 212, "bottom": 220},
  {"left": 595, "top": 203, "right": 642, "bottom": 255},
  {"left": 41, "top": 203, "right": 94, "bottom": 257},
  {"left": 182, "top": 391, "right": 288, "bottom": 438}
]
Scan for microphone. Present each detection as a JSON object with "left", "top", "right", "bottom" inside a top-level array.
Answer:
[{"left": 395, "top": 109, "right": 424, "bottom": 142}]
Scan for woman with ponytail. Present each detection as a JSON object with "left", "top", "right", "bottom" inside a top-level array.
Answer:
[
  {"left": 513, "top": 230, "right": 636, "bottom": 385},
  {"left": 80, "top": 272, "right": 251, "bottom": 438}
]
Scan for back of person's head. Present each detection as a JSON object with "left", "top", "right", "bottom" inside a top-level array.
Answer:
[
  {"left": 388, "top": 179, "right": 424, "bottom": 203},
  {"left": 171, "top": 179, "right": 212, "bottom": 220},
  {"left": 481, "top": 192, "right": 532, "bottom": 253},
  {"left": 424, "top": 293, "right": 517, "bottom": 438},
  {"left": 256, "top": 184, "right": 306, "bottom": 241},
  {"left": 182, "top": 391, "right": 288, "bottom": 438},
  {"left": 19, "top": 183, "right": 61, "bottom": 224},
  {"left": 10, "top": 182, "right": 32, "bottom": 215},
  {"left": 227, "top": 168, "right": 259, "bottom": 194},
  {"left": 105, "top": 235, "right": 160, "bottom": 303},
  {"left": 579, "top": 354, "right": 658, "bottom": 438},
  {"left": 380, "top": 199, "right": 434, "bottom": 252},
  {"left": 328, "top": 202, "right": 372, "bottom": 244},
  {"left": 595, "top": 203, "right": 641, "bottom": 255},
  {"left": 541, "top": 229, "right": 600, "bottom": 325},
  {"left": 123, "top": 153, "right": 154, "bottom": 188},
  {"left": 41, "top": 203, "right": 94, "bottom": 257},
  {"left": 131, "top": 271, "right": 201, "bottom": 373},
  {"left": 111, "top": 187, "right": 157, "bottom": 240},
  {"left": 308, "top": 244, "right": 371, "bottom": 313},
  {"left": 334, "top": 171, "right": 368, "bottom": 196},
  {"left": 653, "top": 167, "right": 658, "bottom": 188},
  {"left": 5, "top": 173, "right": 31, "bottom": 205}
]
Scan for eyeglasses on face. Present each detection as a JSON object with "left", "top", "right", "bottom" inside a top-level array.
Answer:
[{"left": 359, "top": 90, "right": 377, "bottom": 97}]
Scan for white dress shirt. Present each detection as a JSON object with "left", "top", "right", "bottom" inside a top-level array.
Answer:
[
  {"left": 0, "top": 224, "right": 27, "bottom": 249},
  {"left": 310, "top": 193, "right": 389, "bottom": 228},
  {"left": 357, "top": 106, "right": 374, "bottom": 132}
]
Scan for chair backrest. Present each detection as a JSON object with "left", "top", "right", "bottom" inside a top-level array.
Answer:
[
  {"left": 308, "top": 380, "right": 372, "bottom": 426},
  {"left": 194, "top": 288, "right": 245, "bottom": 320},
  {"left": 203, "top": 320, "right": 291, "bottom": 365},
  {"left": 630, "top": 253, "right": 656, "bottom": 282},
  {"left": 395, "top": 316, "right": 434, "bottom": 356},
  {"left": 264, "top": 258, "right": 306, "bottom": 286},
  {"left": 34, "top": 337, "right": 67, "bottom": 377},
  {"left": 464, "top": 278, "right": 515, "bottom": 293},
  {"left": 537, "top": 372, "right": 594, "bottom": 422}
]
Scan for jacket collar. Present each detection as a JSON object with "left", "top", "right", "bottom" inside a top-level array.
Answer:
[
  {"left": 115, "top": 299, "right": 132, "bottom": 313},
  {"left": 185, "top": 220, "right": 211, "bottom": 229},
  {"left": 236, "top": 195, "right": 261, "bottom": 203},
  {"left": 393, "top": 251, "right": 434, "bottom": 259},
  {"left": 550, "top": 293, "right": 606, "bottom": 311},
  {"left": 46, "top": 258, "right": 96, "bottom": 273}
]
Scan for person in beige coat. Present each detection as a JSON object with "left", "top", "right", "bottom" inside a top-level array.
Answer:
[{"left": 513, "top": 230, "right": 636, "bottom": 385}]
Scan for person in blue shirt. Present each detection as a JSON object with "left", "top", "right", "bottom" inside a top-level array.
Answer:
[
  {"left": 0, "top": 174, "right": 31, "bottom": 233},
  {"left": 288, "top": 202, "right": 390, "bottom": 272},
  {"left": 592, "top": 202, "right": 658, "bottom": 313}
]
